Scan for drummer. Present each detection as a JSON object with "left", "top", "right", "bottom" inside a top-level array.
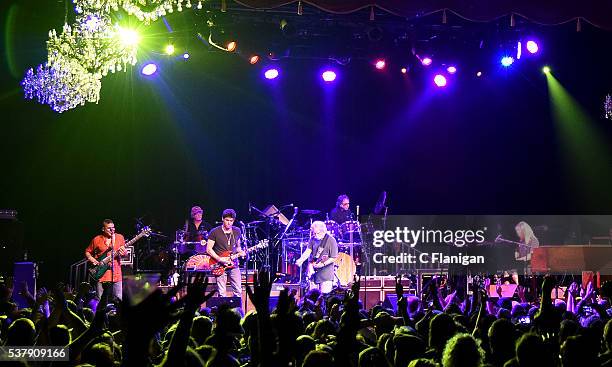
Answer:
[
  {"left": 185, "top": 206, "right": 212, "bottom": 243},
  {"left": 330, "top": 194, "right": 352, "bottom": 224}
]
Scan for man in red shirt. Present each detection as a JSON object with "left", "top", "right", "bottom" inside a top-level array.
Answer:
[{"left": 85, "top": 219, "right": 126, "bottom": 301}]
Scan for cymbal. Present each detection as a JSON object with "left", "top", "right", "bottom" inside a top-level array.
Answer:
[
  {"left": 301, "top": 209, "right": 321, "bottom": 215},
  {"left": 246, "top": 220, "right": 265, "bottom": 226}
]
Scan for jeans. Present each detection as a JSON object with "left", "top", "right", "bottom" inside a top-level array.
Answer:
[
  {"left": 309, "top": 280, "right": 333, "bottom": 294},
  {"left": 97, "top": 281, "right": 122, "bottom": 301},
  {"left": 215, "top": 266, "right": 242, "bottom": 298}
]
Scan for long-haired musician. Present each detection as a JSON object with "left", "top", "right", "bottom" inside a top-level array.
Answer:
[
  {"left": 295, "top": 221, "right": 339, "bottom": 294},
  {"left": 515, "top": 221, "right": 539, "bottom": 261}
]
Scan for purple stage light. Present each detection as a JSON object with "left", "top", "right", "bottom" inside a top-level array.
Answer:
[
  {"left": 501, "top": 56, "right": 514, "bottom": 67},
  {"left": 375, "top": 59, "right": 386, "bottom": 70},
  {"left": 447, "top": 66, "right": 457, "bottom": 74},
  {"left": 264, "top": 68, "right": 279, "bottom": 79},
  {"left": 433, "top": 74, "right": 447, "bottom": 87},
  {"left": 526, "top": 40, "right": 539, "bottom": 54},
  {"left": 476, "top": 71, "right": 482, "bottom": 77},
  {"left": 141, "top": 63, "right": 158, "bottom": 76},
  {"left": 421, "top": 57, "right": 432, "bottom": 66},
  {"left": 322, "top": 70, "right": 336, "bottom": 82}
]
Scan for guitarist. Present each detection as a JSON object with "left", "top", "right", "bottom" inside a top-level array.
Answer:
[
  {"left": 206, "top": 209, "right": 245, "bottom": 300},
  {"left": 295, "top": 221, "right": 339, "bottom": 294},
  {"left": 84, "top": 219, "right": 126, "bottom": 301}
]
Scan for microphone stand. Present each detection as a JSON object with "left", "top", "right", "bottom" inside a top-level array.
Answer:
[
  {"left": 280, "top": 207, "right": 299, "bottom": 276},
  {"left": 109, "top": 234, "right": 115, "bottom": 305}
]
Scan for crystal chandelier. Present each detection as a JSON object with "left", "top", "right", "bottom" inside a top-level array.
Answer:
[
  {"left": 23, "top": 1, "right": 204, "bottom": 113},
  {"left": 74, "top": 0, "right": 204, "bottom": 24},
  {"left": 605, "top": 94, "right": 612, "bottom": 120}
]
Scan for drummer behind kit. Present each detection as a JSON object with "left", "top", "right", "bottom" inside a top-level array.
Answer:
[{"left": 131, "top": 198, "right": 370, "bottom": 292}]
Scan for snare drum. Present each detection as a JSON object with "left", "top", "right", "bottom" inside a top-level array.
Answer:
[
  {"left": 185, "top": 254, "right": 211, "bottom": 272},
  {"left": 324, "top": 220, "right": 341, "bottom": 238}
]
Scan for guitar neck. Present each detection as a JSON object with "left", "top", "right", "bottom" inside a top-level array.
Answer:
[{"left": 125, "top": 233, "right": 145, "bottom": 247}]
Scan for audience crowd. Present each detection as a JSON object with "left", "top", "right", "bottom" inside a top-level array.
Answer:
[{"left": 1, "top": 272, "right": 611, "bottom": 367}]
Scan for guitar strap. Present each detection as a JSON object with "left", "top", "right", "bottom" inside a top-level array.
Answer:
[
  {"left": 312, "top": 234, "right": 328, "bottom": 261},
  {"left": 97, "top": 245, "right": 112, "bottom": 260}
]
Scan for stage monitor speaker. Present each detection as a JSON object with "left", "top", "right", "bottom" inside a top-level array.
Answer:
[
  {"left": 12, "top": 262, "right": 36, "bottom": 309},
  {"left": 359, "top": 289, "right": 382, "bottom": 310},
  {"left": 205, "top": 296, "right": 242, "bottom": 310}
]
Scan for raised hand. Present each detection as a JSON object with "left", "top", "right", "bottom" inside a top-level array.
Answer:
[
  {"left": 18, "top": 280, "right": 34, "bottom": 301},
  {"left": 395, "top": 275, "right": 404, "bottom": 297},
  {"left": 246, "top": 270, "right": 274, "bottom": 313},
  {"left": 351, "top": 274, "right": 361, "bottom": 298},
  {"left": 184, "top": 273, "right": 215, "bottom": 309}
]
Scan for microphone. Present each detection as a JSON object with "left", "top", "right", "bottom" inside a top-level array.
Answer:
[
  {"left": 293, "top": 206, "right": 298, "bottom": 217},
  {"left": 495, "top": 234, "right": 502, "bottom": 242},
  {"left": 356, "top": 205, "right": 360, "bottom": 217}
]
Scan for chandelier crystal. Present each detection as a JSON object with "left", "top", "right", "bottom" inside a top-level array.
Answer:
[{"left": 23, "top": 1, "right": 204, "bottom": 113}]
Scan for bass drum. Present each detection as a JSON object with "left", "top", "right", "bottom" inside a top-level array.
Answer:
[
  {"left": 334, "top": 252, "right": 356, "bottom": 287},
  {"left": 185, "top": 254, "right": 211, "bottom": 272}
]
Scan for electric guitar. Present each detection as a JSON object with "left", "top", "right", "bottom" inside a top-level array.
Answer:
[
  {"left": 305, "top": 255, "right": 329, "bottom": 281},
  {"left": 88, "top": 226, "right": 151, "bottom": 281},
  {"left": 209, "top": 240, "right": 268, "bottom": 276}
]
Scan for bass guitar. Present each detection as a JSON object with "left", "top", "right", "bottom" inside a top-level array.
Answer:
[
  {"left": 209, "top": 240, "right": 268, "bottom": 276},
  {"left": 89, "top": 226, "right": 152, "bottom": 281}
]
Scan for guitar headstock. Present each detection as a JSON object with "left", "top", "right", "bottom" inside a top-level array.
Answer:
[
  {"left": 141, "top": 226, "right": 153, "bottom": 237},
  {"left": 257, "top": 239, "right": 269, "bottom": 249}
]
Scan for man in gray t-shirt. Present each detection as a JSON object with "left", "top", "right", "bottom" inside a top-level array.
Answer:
[{"left": 295, "top": 221, "right": 338, "bottom": 294}]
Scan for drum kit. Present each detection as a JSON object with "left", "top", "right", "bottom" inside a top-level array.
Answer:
[
  {"left": 282, "top": 213, "right": 366, "bottom": 288},
  {"left": 135, "top": 204, "right": 373, "bottom": 290}
]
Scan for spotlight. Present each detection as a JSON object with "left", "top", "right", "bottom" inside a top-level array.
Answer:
[
  {"left": 542, "top": 66, "right": 551, "bottom": 74},
  {"left": 446, "top": 66, "right": 457, "bottom": 74},
  {"left": 476, "top": 71, "right": 482, "bottom": 77},
  {"left": 516, "top": 41, "right": 522, "bottom": 60},
  {"left": 501, "top": 56, "right": 514, "bottom": 67},
  {"left": 321, "top": 70, "right": 337, "bottom": 82},
  {"left": 433, "top": 74, "right": 447, "bottom": 87},
  {"left": 141, "top": 63, "right": 157, "bottom": 76},
  {"left": 401, "top": 67, "right": 407, "bottom": 74},
  {"left": 264, "top": 68, "right": 279, "bottom": 79},
  {"left": 183, "top": 52, "right": 190, "bottom": 59},
  {"left": 226, "top": 41, "right": 237, "bottom": 52},
  {"left": 421, "top": 57, "right": 432, "bottom": 66},
  {"left": 375, "top": 59, "right": 386, "bottom": 70},
  {"left": 118, "top": 28, "right": 139, "bottom": 46},
  {"left": 526, "top": 40, "right": 539, "bottom": 54},
  {"left": 249, "top": 55, "right": 260, "bottom": 65},
  {"left": 164, "top": 44, "right": 175, "bottom": 55}
]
